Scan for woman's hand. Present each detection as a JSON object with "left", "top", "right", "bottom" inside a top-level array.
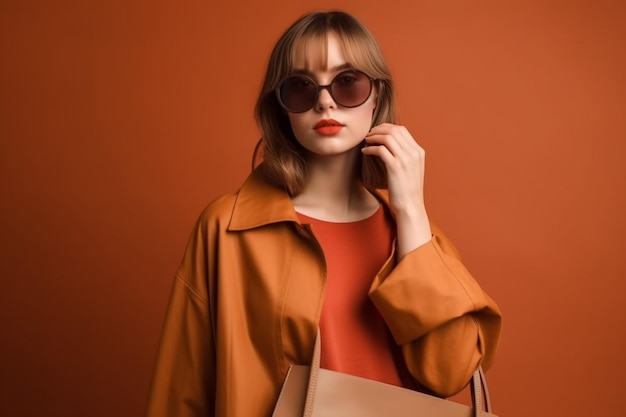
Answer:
[{"left": 362, "top": 123, "right": 432, "bottom": 258}]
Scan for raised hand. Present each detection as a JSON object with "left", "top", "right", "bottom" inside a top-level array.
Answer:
[{"left": 362, "top": 123, "right": 432, "bottom": 257}]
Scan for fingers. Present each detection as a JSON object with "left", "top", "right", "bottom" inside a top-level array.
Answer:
[
  {"left": 362, "top": 123, "right": 424, "bottom": 172},
  {"left": 365, "top": 124, "right": 406, "bottom": 153}
]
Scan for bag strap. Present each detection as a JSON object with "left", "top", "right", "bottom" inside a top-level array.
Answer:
[
  {"left": 471, "top": 366, "right": 493, "bottom": 416},
  {"left": 306, "top": 329, "right": 493, "bottom": 417},
  {"left": 302, "top": 329, "right": 322, "bottom": 417}
]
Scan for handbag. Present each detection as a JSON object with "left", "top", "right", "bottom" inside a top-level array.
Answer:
[{"left": 272, "top": 330, "right": 497, "bottom": 417}]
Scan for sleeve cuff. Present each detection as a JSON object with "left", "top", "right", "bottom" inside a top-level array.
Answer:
[{"left": 369, "top": 237, "right": 488, "bottom": 345}]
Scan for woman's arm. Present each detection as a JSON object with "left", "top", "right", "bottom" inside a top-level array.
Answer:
[
  {"left": 145, "top": 221, "right": 216, "bottom": 417},
  {"left": 369, "top": 227, "right": 502, "bottom": 397},
  {"left": 364, "top": 123, "right": 501, "bottom": 396}
]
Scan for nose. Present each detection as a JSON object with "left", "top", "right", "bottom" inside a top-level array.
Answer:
[{"left": 315, "top": 85, "right": 336, "bottom": 111}]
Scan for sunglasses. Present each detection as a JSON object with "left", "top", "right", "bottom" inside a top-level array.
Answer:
[{"left": 276, "top": 69, "right": 375, "bottom": 113}]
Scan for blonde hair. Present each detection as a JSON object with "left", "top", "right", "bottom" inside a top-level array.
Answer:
[{"left": 253, "top": 11, "right": 396, "bottom": 195}]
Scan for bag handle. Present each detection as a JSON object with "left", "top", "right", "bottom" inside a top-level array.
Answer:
[
  {"left": 471, "top": 366, "right": 492, "bottom": 416},
  {"left": 305, "top": 329, "right": 493, "bottom": 417}
]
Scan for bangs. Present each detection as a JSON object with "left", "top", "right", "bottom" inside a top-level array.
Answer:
[
  {"left": 291, "top": 34, "right": 329, "bottom": 71},
  {"left": 289, "top": 30, "right": 386, "bottom": 78}
]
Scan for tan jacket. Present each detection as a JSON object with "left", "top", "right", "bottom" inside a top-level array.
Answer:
[{"left": 145, "top": 169, "right": 502, "bottom": 417}]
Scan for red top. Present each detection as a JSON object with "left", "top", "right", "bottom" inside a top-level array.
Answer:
[{"left": 297, "top": 206, "right": 405, "bottom": 387}]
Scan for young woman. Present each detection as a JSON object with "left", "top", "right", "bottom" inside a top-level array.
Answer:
[{"left": 146, "top": 10, "right": 502, "bottom": 417}]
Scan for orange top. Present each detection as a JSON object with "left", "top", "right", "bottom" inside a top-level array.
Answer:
[{"left": 297, "top": 206, "right": 405, "bottom": 387}]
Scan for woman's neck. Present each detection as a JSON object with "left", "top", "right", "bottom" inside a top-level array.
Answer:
[{"left": 291, "top": 151, "right": 380, "bottom": 222}]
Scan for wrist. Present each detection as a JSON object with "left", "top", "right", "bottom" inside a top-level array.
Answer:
[{"left": 394, "top": 206, "right": 432, "bottom": 259}]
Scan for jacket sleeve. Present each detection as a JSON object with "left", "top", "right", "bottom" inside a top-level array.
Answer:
[
  {"left": 369, "top": 224, "right": 502, "bottom": 397},
  {"left": 145, "top": 221, "right": 215, "bottom": 417}
]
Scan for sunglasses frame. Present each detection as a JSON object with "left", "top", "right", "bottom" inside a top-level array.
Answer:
[{"left": 275, "top": 69, "right": 376, "bottom": 113}]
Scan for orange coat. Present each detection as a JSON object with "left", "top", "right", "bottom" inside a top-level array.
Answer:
[{"left": 145, "top": 169, "right": 502, "bottom": 417}]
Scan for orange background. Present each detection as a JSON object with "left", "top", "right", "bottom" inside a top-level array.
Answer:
[{"left": 1, "top": 1, "right": 624, "bottom": 416}]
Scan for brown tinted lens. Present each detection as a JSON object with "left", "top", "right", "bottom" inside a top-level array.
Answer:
[
  {"left": 279, "top": 76, "right": 317, "bottom": 113},
  {"left": 330, "top": 71, "right": 372, "bottom": 107}
]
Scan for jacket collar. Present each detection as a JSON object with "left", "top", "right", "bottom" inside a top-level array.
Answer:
[
  {"left": 228, "top": 169, "right": 300, "bottom": 231},
  {"left": 228, "top": 168, "right": 391, "bottom": 231}
]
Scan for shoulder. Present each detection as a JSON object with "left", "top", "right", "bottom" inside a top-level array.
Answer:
[
  {"left": 192, "top": 168, "right": 297, "bottom": 232},
  {"left": 195, "top": 192, "right": 239, "bottom": 227},
  {"left": 193, "top": 170, "right": 266, "bottom": 228}
]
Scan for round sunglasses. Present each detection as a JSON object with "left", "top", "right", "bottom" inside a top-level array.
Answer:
[{"left": 276, "top": 69, "right": 375, "bottom": 113}]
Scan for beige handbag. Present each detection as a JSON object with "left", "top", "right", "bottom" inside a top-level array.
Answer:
[{"left": 272, "top": 331, "right": 497, "bottom": 417}]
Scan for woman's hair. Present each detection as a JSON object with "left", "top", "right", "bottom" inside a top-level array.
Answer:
[{"left": 253, "top": 10, "right": 396, "bottom": 195}]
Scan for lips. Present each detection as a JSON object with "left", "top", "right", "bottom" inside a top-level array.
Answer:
[{"left": 314, "top": 119, "right": 344, "bottom": 136}]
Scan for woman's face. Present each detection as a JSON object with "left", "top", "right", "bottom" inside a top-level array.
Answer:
[{"left": 286, "top": 33, "right": 376, "bottom": 158}]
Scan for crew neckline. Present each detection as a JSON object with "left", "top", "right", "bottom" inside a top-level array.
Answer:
[{"left": 296, "top": 205, "right": 382, "bottom": 225}]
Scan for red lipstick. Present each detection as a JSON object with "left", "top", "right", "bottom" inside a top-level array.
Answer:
[{"left": 314, "top": 119, "right": 344, "bottom": 136}]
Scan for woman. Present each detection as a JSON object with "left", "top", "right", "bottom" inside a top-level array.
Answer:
[{"left": 146, "top": 10, "right": 501, "bottom": 417}]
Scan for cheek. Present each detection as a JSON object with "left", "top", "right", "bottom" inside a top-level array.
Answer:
[
  {"left": 287, "top": 114, "right": 307, "bottom": 138},
  {"left": 354, "top": 101, "right": 376, "bottom": 130}
]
